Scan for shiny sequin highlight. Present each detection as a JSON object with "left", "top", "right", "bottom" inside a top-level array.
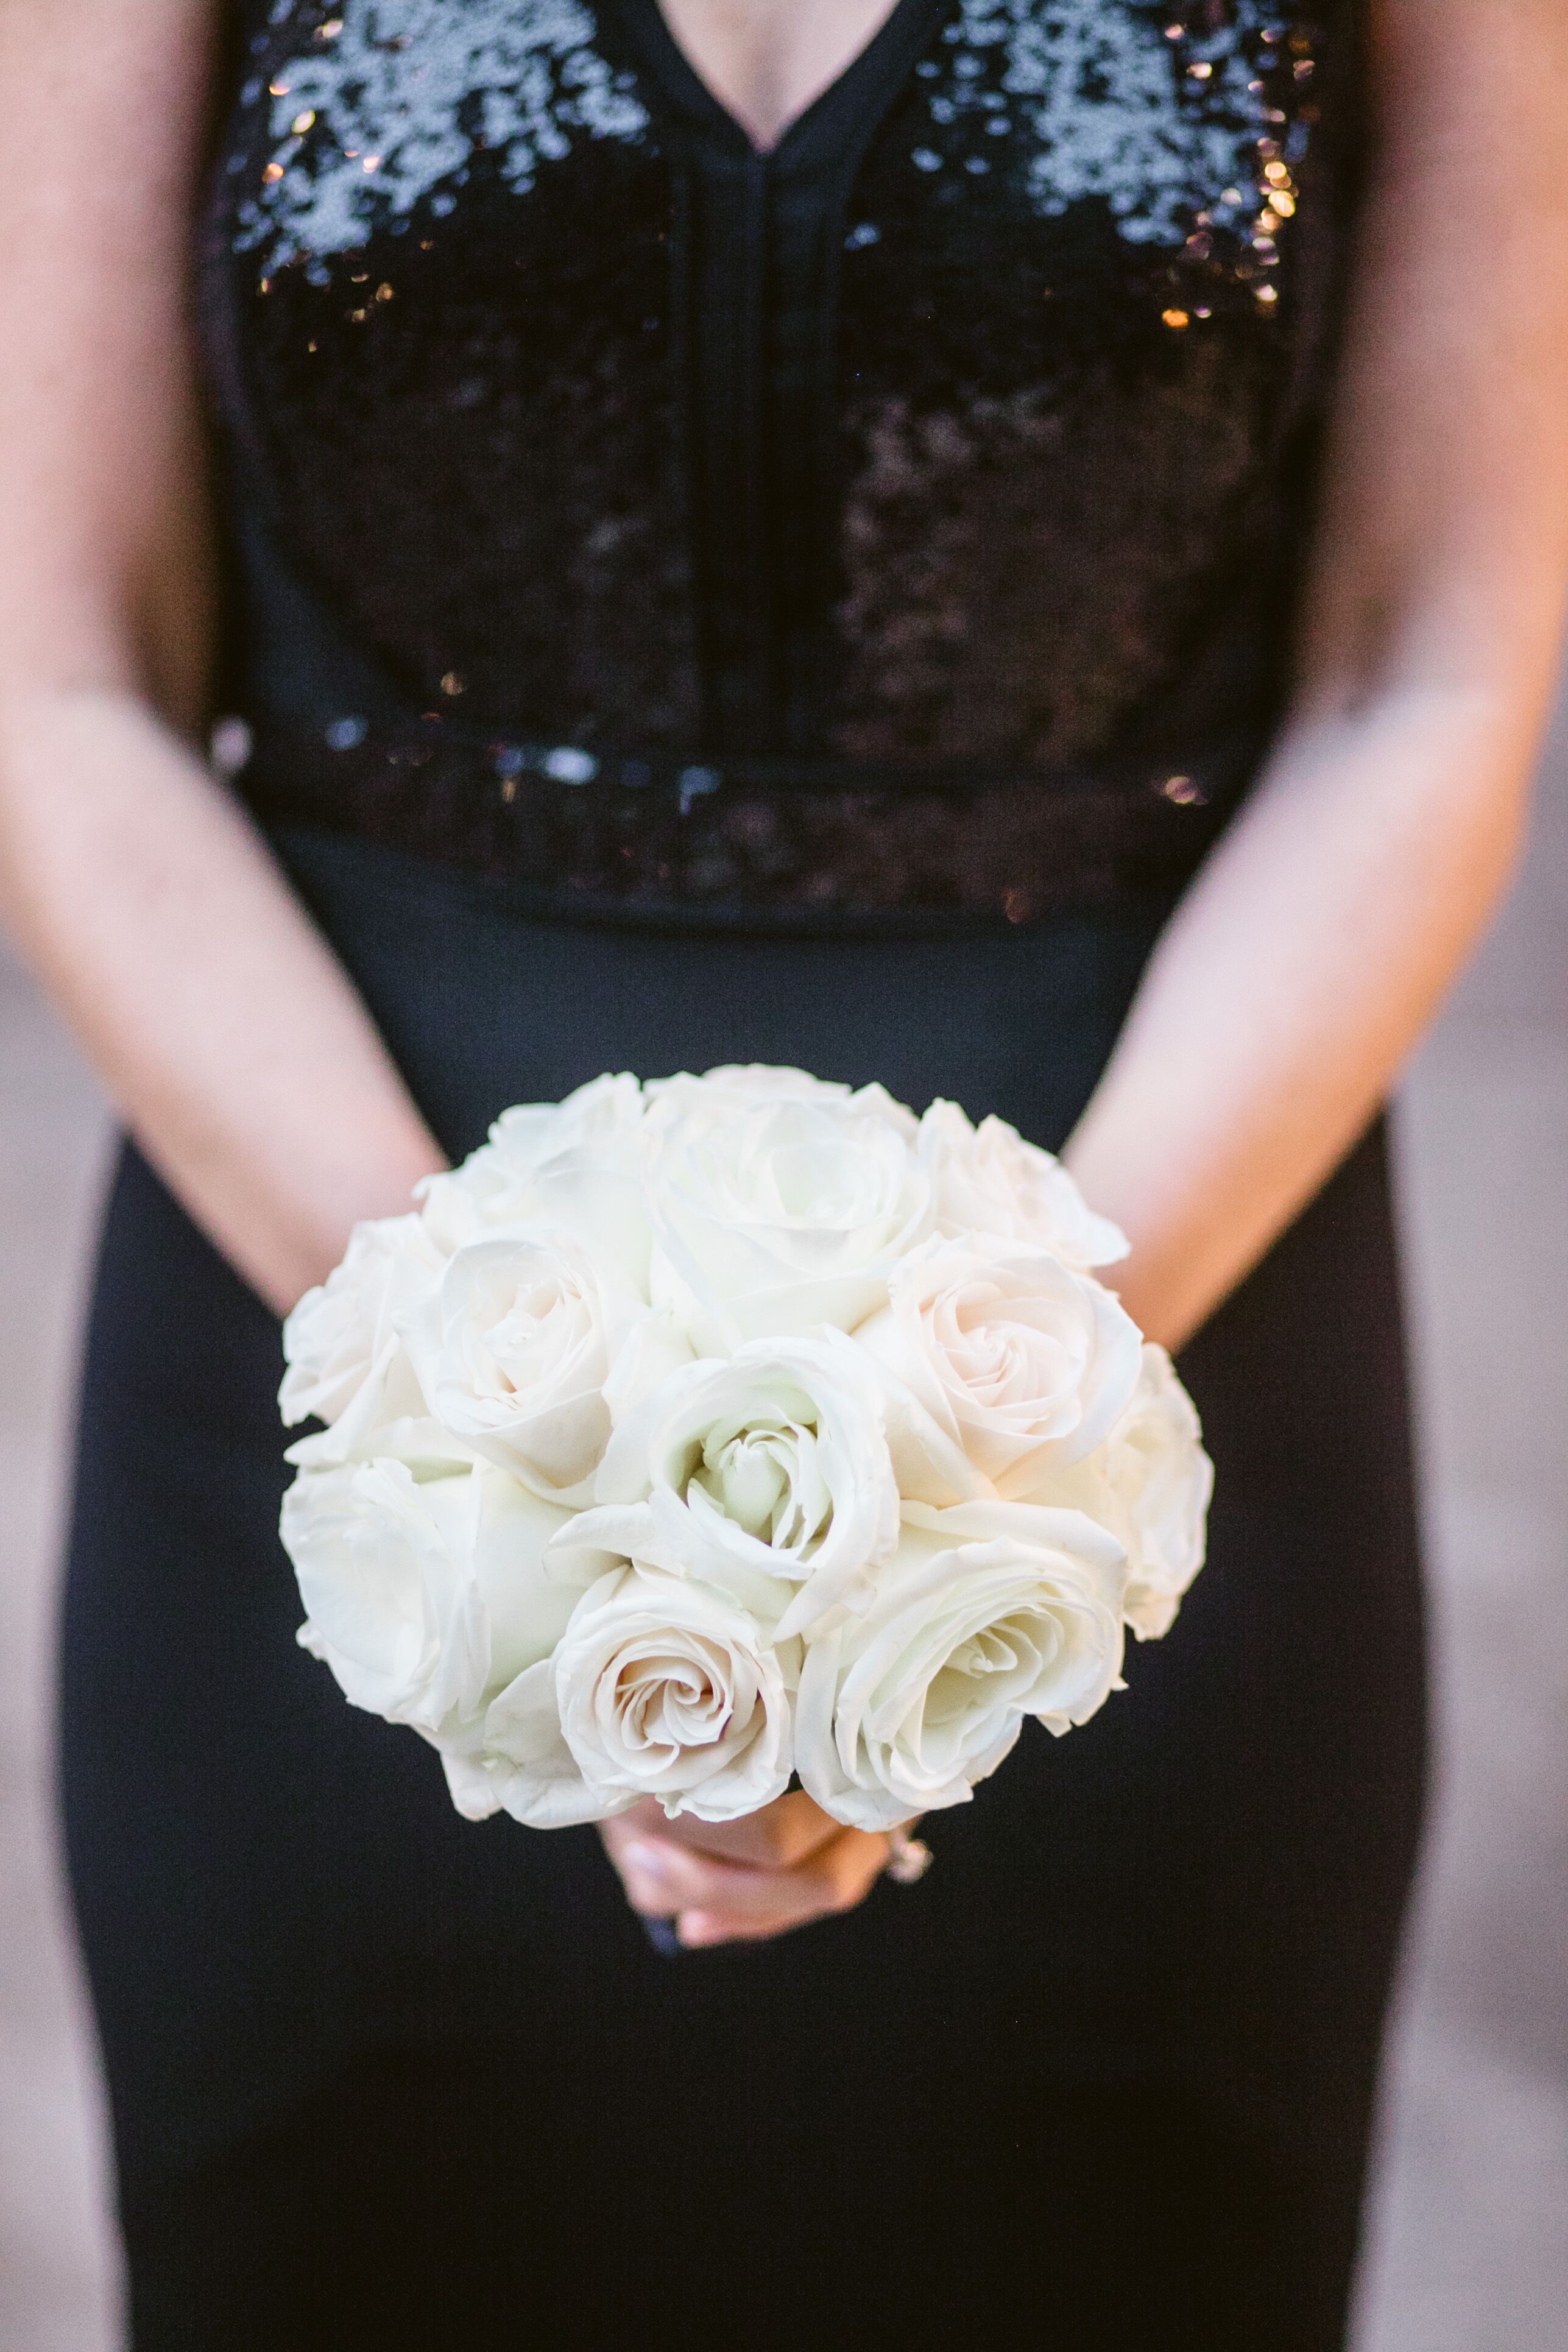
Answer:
[
  {"left": 236, "top": 0, "right": 649, "bottom": 269},
  {"left": 933, "top": 0, "right": 1302, "bottom": 249}
]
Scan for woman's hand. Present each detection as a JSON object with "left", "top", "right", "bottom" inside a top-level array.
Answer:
[{"left": 599, "top": 1790, "right": 901, "bottom": 1949}]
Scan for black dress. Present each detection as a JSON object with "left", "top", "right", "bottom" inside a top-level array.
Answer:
[{"left": 61, "top": 5, "right": 1425, "bottom": 2347}]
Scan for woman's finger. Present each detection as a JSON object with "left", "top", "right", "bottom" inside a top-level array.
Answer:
[
  {"left": 606, "top": 1829, "right": 805, "bottom": 1919},
  {"left": 676, "top": 1909, "right": 808, "bottom": 1948},
  {"left": 679, "top": 1832, "right": 893, "bottom": 1946},
  {"left": 616, "top": 1790, "right": 843, "bottom": 1872},
  {"left": 604, "top": 1820, "right": 891, "bottom": 1941}
]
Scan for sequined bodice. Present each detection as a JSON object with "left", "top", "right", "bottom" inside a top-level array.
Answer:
[{"left": 207, "top": 1, "right": 1358, "bottom": 924}]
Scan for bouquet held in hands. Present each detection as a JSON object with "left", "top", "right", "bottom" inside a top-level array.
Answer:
[{"left": 280, "top": 1068, "right": 1212, "bottom": 1833}]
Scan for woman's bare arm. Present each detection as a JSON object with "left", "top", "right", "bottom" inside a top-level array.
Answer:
[
  {"left": 0, "top": 0, "right": 443, "bottom": 1316},
  {"left": 1066, "top": 0, "right": 1568, "bottom": 1349}
]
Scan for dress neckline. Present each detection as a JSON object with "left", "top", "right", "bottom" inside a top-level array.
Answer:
[{"left": 615, "top": 0, "right": 954, "bottom": 168}]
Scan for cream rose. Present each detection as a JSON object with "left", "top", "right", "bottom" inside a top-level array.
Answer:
[
  {"left": 400, "top": 1228, "right": 690, "bottom": 1503},
  {"left": 549, "top": 1563, "right": 794, "bottom": 1821},
  {"left": 284, "top": 1461, "right": 480, "bottom": 1737},
  {"left": 419, "top": 1072, "right": 651, "bottom": 1288},
  {"left": 281, "top": 1461, "right": 582, "bottom": 1750},
  {"left": 855, "top": 1234, "right": 1143, "bottom": 1502},
  {"left": 1087, "top": 1345, "right": 1212, "bottom": 1640},
  {"left": 646, "top": 1063, "right": 919, "bottom": 1141},
  {"left": 641, "top": 1067, "right": 934, "bottom": 1350},
  {"left": 563, "top": 1332, "right": 900, "bottom": 1638},
  {"left": 280, "top": 1213, "right": 453, "bottom": 1467},
  {"left": 919, "top": 1100, "right": 1128, "bottom": 1268},
  {"left": 459, "top": 1656, "right": 613, "bottom": 1829},
  {"left": 796, "top": 1500, "right": 1127, "bottom": 1831}
]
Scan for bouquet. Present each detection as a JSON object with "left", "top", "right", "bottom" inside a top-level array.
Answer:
[{"left": 279, "top": 1067, "right": 1211, "bottom": 1832}]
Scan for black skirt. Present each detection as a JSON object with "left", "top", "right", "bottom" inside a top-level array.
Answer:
[{"left": 61, "top": 831, "right": 1425, "bottom": 2351}]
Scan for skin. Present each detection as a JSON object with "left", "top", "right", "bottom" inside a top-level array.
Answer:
[
  {"left": 0, "top": 2, "right": 1564, "bottom": 1949},
  {"left": 659, "top": 0, "right": 903, "bottom": 147}
]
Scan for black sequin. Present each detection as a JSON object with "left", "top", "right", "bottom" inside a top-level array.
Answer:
[
  {"left": 216, "top": 0, "right": 699, "bottom": 747},
  {"left": 205, "top": 0, "right": 1355, "bottom": 925}
]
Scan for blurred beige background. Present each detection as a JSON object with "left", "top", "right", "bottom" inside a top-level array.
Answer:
[{"left": 2, "top": 711, "right": 1566, "bottom": 2348}]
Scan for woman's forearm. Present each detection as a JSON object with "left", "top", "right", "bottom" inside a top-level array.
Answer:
[
  {"left": 0, "top": 687, "right": 443, "bottom": 1315},
  {"left": 1065, "top": 687, "right": 1537, "bottom": 1350},
  {"left": 0, "top": 0, "right": 439, "bottom": 1316},
  {"left": 1070, "top": 0, "right": 1568, "bottom": 1353}
]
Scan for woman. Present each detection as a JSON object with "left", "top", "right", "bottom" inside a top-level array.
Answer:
[{"left": 1, "top": 1, "right": 1563, "bottom": 2344}]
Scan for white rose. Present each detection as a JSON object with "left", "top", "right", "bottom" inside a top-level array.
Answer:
[
  {"left": 549, "top": 1563, "right": 794, "bottom": 1822},
  {"left": 443, "top": 1492, "right": 620, "bottom": 1826},
  {"left": 459, "top": 1658, "right": 615, "bottom": 1830},
  {"left": 562, "top": 1332, "right": 900, "bottom": 1639},
  {"left": 1097, "top": 1345, "right": 1213, "bottom": 1640},
  {"left": 279, "top": 1213, "right": 453, "bottom": 1466},
  {"left": 281, "top": 1461, "right": 581, "bottom": 1751},
  {"left": 400, "top": 1228, "right": 690, "bottom": 1503},
  {"left": 855, "top": 1235, "right": 1143, "bottom": 1502},
  {"left": 796, "top": 1500, "right": 1127, "bottom": 1831},
  {"left": 418, "top": 1072, "right": 651, "bottom": 1288},
  {"left": 641, "top": 1067, "right": 933, "bottom": 1349},
  {"left": 919, "top": 1099, "right": 1128, "bottom": 1268},
  {"left": 647, "top": 1062, "right": 920, "bottom": 1140}
]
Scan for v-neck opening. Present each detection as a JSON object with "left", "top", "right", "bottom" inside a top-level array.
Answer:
[
  {"left": 617, "top": 0, "right": 952, "bottom": 168},
  {"left": 604, "top": 0, "right": 959, "bottom": 759}
]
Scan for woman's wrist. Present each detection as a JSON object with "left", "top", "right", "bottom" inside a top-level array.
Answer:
[
  {"left": 159, "top": 1104, "right": 448, "bottom": 1322},
  {"left": 268, "top": 1132, "right": 448, "bottom": 1316}
]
